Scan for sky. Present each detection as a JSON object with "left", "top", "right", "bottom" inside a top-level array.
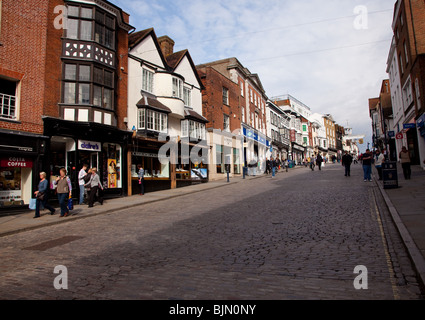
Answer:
[{"left": 112, "top": 0, "right": 396, "bottom": 153}]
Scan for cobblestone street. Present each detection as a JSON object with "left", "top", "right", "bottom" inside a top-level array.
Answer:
[{"left": 0, "top": 164, "right": 423, "bottom": 300}]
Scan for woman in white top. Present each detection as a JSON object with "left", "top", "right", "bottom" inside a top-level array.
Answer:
[{"left": 375, "top": 150, "right": 385, "bottom": 180}]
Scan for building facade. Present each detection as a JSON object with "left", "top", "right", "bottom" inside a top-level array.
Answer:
[
  {"left": 196, "top": 63, "right": 243, "bottom": 181},
  {"left": 0, "top": 0, "right": 134, "bottom": 210},
  {"left": 391, "top": 0, "right": 425, "bottom": 166},
  {"left": 128, "top": 28, "right": 207, "bottom": 192},
  {"left": 197, "top": 58, "right": 270, "bottom": 175}
]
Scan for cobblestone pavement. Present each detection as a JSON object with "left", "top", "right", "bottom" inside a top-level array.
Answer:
[{"left": 0, "top": 164, "right": 423, "bottom": 300}]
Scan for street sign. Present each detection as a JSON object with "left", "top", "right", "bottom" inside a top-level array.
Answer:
[
  {"left": 396, "top": 133, "right": 404, "bottom": 140},
  {"left": 403, "top": 123, "right": 416, "bottom": 130}
]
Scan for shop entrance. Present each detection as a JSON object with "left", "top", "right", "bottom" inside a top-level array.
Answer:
[
  {"left": 407, "top": 129, "right": 420, "bottom": 165},
  {"left": 79, "top": 152, "right": 98, "bottom": 170}
]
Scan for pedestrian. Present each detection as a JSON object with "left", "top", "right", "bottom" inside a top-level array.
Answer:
[
  {"left": 78, "top": 164, "right": 88, "bottom": 205},
  {"left": 375, "top": 150, "right": 385, "bottom": 180},
  {"left": 316, "top": 153, "right": 323, "bottom": 171},
  {"left": 284, "top": 159, "right": 289, "bottom": 172},
  {"left": 362, "top": 149, "right": 373, "bottom": 182},
  {"left": 271, "top": 157, "right": 276, "bottom": 178},
  {"left": 85, "top": 167, "right": 103, "bottom": 207},
  {"left": 53, "top": 168, "right": 72, "bottom": 217},
  {"left": 399, "top": 146, "right": 411, "bottom": 180},
  {"left": 310, "top": 155, "right": 315, "bottom": 171},
  {"left": 341, "top": 151, "right": 353, "bottom": 177},
  {"left": 137, "top": 164, "right": 145, "bottom": 195},
  {"left": 265, "top": 159, "right": 271, "bottom": 175},
  {"left": 33, "top": 172, "right": 55, "bottom": 218}
]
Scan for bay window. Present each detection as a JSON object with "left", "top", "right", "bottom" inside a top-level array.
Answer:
[
  {"left": 65, "top": 5, "right": 115, "bottom": 50},
  {"left": 62, "top": 63, "right": 114, "bottom": 109},
  {"left": 181, "top": 120, "right": 206, "bottom": 140},
  {"left": 138, "top": 108, "right": 168, "bottom": 133}
]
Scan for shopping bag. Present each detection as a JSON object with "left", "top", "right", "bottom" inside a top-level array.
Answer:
[
  {"left": 68, "top": 197, "right": 74, "bottom": 211},
  {"left": 29, "top": 198, "right": 37, "bottom": 210}
]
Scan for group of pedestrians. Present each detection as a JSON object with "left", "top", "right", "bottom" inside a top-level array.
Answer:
[
  {"left": 33, "top": 165, "right": 103, "bottom": 219},
  {"left": 358, "top": 146, "right": 414, "bottom": 182}
]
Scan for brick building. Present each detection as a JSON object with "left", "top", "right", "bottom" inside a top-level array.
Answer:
[
  {"left": 391, "top": 0, "right": 425, "bottom": 165},
  {"left": 0, "top": 0, "right": 134, "bottom": 210},
  {"left": 196, "top": 63, "right": 243, "bottom": 180},
  {"left": 197, "top": 58, "right": 270, "bottom": 177}
]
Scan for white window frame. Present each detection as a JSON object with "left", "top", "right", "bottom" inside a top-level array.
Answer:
[
  {"left": 142, "top": 68, "right": 154, "bottom": 93},
  {"left": 222, "top": 87, "right": 229, "bottom": 105},
  {"left": 172, "top": 77, "right": 183, "bottom": 99},
  {"left": 183, "top": 87, "right": 192, "bottom": 107},
  {"left": 223, "top": 114, "right": 230, "bottom": 132}
]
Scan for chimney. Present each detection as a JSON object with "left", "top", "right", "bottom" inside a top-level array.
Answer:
[{"left": 158, "top": 35, "right": 175, "bottom": 57}]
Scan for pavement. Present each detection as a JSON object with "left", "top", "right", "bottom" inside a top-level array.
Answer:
[
  {"left": 0, "top": 172, "right": 271, "bottom": 237},
  {"left": 1, "top": 162, "right": 424, "bottom": 292},
  {"left": 374, "top": 163, "right": 425, "bottom": 289}
]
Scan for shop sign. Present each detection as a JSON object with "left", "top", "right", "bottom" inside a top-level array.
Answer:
[
  {"left": 78, "top": 140, "right": 101, "bottom": 152},
  {"left": 396, "top": 133, "right": 404, "bottom": 140},
  {"left": 132, "top": 152, "right": 158, "bottom": 158},
  {"left": 1, "top": 157, "right": 33, "bottom": 168},
  {"left": 403, "top": 123, "right": 416, "bottom": 130},
  {"left": 417, "top": 114, "right": 425, "bottom": 128}
]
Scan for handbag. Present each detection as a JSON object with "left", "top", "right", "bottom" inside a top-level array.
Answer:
[
  {"left": 36, "top": 192, "right": 45, "bottom": 201},
  {"left": 67, "top": 196, "right": 74, "bottom": 211}
]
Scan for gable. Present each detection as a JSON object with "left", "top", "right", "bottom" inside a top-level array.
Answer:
[{"left": 130, "top": 34, "right": 166, "bottom": 69}]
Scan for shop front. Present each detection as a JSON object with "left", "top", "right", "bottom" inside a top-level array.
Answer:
[
  {"left": 0, "top": 129, "right": 49, "bottom": 211},
  {"left": 130, "top": 137, "right": 209, "bottom": 194},
  {"left": 43, "top": 117, "right": 132, "bottom": 199}
]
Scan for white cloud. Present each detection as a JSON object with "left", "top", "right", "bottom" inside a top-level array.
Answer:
[{"left": 114, "top": 0, "right": 396, "bottom": 151}]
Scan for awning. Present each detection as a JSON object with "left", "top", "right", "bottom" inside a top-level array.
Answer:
[
  {"left": 137, "top": 94, "right": 171, "bottom": 114},
  {"left": 184, "top": 109, "right": 209, "bottom": 123}
]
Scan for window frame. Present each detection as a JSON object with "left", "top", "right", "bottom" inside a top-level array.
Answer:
[{"left": 62, "top": 62, "right": 115, "bottom": 110}]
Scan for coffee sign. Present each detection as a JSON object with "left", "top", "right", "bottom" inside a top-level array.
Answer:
[{"left": 1, "top": 157, "right": 33, "bottom": 168}]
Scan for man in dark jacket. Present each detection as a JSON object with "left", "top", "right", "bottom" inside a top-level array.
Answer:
[
  {"left": 341, "top": 151, "right": 353, "bottom": 177},
  {"left": 316, "top": 154, "right": 323, "bottom": 171}
]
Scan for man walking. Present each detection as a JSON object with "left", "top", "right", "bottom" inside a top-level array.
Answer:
[
  {"left": 342, "top": 151, "right": 353, "bottom": 177},
  {"left": 362, "top": 149, "right": 373, "bottom": 182},
  {"left": 316, "top": 153, "right": 323, "bottom": 171},
  {"left": 78, "top": 164, "right": 88, "bottom": 205}
]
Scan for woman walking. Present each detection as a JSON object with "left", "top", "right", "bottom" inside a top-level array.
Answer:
[
  {"left": 53, "top": 168, "right": 72, "bottom": 217},
  {"left": 399, "top": 146, "right": 411, "bottom": 179},
  {"left": 33, "top": 172, "right": 55, "bottom": 218},
  {"left": 85, "top": 168, "right": 104, "bottom": 207}
]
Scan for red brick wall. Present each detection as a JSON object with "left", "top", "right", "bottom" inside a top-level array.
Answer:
[
  {"left": 0, "top": 0, "right": 50, "bottom": 134},
  {"left": 43, "top": 0, "right": 64, "bottom": 119},
  {"left": 115, "top": 27, "right": 129, "bottom": 131},
  {"left": 198, "top": 66, "right": 241, "bottom": 132}
]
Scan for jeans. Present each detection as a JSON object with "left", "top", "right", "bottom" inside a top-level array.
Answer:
[
  {"left": 402, "top": 162, "right": 411, "bottom": 179},
  {"left": 139, "top": 178, "right": 144, "bottom": 195},
  {"left": 35, "top": 195, "right": 55, "bottom": 217},
  {"left": 79, "top": 185, "right": 85, "bottom": 205},
  {"left": 363, "top": 165, "right": 372, "bottom": 181},
  {"left": 376, "top": 166, "right": 383, "bottom": 180},
  {"left": 272, "top": 167, "right": 276, "bottom": 177},
  {"left": 57, "top": 193, "right": 69, "bottom": 216},
  {"left": 344, "top": 165, "right": 351, "bottom": 176}
]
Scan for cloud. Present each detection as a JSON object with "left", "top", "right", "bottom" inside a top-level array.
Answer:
[{"left": 113, "top": 0, "right": 395, "bottom": 151}]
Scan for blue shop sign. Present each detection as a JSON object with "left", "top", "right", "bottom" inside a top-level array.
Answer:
[
  {"left": 417, "top": 114, "right": 425, "bottom": 128},
  {"left": 388, "top": 131, "right": 395, "bottom": 138},
  {"left": 243, "top": 127, "right": 268, "bottom": 146},
  {"left": 403, "top": 123, "right": 416, "bottom": 130}
]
